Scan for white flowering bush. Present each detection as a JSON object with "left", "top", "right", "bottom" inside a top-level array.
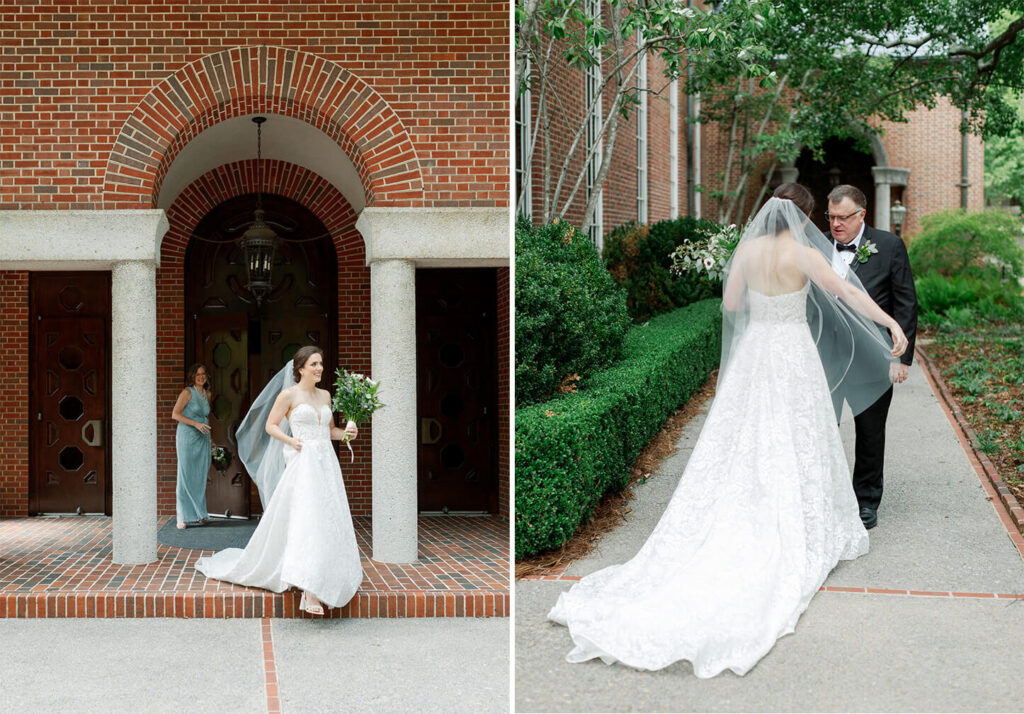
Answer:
[{"left": 669, "top": 223, "right": 740, "bottom": 283}]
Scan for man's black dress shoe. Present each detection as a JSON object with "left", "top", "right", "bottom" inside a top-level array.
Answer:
[{"left": 859, "top": 506, "right": 877, "bottom": 530}]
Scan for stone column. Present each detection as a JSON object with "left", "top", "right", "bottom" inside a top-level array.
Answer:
[
  {"left": 871, "top": 167, "right": 910, "bottom": 233},
  {"left": 369, "top": 258, "right": 418, "bottom": 563},
  {"left": 873, "top": 179, "right": 891, "bottom": 232},
  {"left": 111, "top": 260, "right": 158, "bottom": 564}
]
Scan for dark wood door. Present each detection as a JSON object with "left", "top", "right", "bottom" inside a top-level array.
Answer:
[
  {"left": 30, "top": 273, "right": 111, "bottom": 514},
  {"left": 195, "top": 313, "right": 249, "bottom": 518},
  {"left": 416, "top": 269, "right": 499, "bottom": 513}
]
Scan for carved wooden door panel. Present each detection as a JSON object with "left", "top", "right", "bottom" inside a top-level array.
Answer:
[
  {"left": 195, "top": 313, "right": 249, "bottom": 518},
  {"left": 30, "top": 273, "right": 111, "bottom": 514},
  {"left": 416, "top": 269, "right": 498, "bottom": 513}
]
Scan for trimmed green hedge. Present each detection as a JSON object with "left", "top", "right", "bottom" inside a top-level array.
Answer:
[{"left": 515, "top": 298, "right": 723, "bottom": 559}]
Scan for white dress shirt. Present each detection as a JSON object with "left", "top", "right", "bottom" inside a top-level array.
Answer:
[{"left": 830, "top": 224, "right": 866, "bottom": 278}]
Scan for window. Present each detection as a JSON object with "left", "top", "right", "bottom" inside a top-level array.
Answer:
[
  {"left": 585, "top": 0, "right": 604, "bottom": 248},
  {"left": 636, "top": 29, "right": 648, "bottom": 224},
  {"left": 515, "top": 62, "right": 532, "bottom": 218}
]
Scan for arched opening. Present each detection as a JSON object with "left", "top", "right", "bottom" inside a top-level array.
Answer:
[
  {"left": 184, "top": 193, "right": 338, "bottom": 517},
  {"left": 795, "top": 137, "right": 876, "bottom": 233}
]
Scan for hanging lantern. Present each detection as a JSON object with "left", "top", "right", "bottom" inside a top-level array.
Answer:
[
  {"left": 236, "top": 116, "right": 280, "bottom": 306},
  {"left": 239, "top": 208, "right": 278, "bottom": 305}
]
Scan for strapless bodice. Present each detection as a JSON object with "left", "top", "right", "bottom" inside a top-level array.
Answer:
[
  {"left": 748, "top": 282, "right": 809, "bottom": 324},
  {"left": 288, "top": 402, "right": 332, "bottom": 442}
]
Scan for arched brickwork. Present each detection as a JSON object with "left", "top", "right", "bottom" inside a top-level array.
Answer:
[
  {"left": 155, "top": 159, "right": 372, "bottom": 518},
  {"left": 104, "top": 46, "right": 424, "bottom": 209}
]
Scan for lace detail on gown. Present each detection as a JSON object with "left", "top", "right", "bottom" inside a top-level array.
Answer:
[
  {"left": 195, "top": 403, "right": 363, "bottom": 608},
  {"left": 548, "top": 283, "right": 869, "bottom": 677}
]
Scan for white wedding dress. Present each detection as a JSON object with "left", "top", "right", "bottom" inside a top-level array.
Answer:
[
  {"left": 549, "top": 283, "right": 870, "bottom": 677},
  {"left": 196, "top": 403, "right": 363, "bottom": 608}
]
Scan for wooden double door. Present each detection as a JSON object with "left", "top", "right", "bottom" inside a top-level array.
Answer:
[{"left": 30, "top": 273, "right": 112, "bottom": 515}]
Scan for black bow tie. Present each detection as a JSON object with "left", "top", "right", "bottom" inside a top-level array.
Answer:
[{"left": 835, "top": 242, "right": 857, "bottom": 252}]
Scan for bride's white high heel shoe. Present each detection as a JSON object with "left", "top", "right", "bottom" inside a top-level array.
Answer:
[{"left": 299, "top": 591, "right": 324, "bottom": 616}]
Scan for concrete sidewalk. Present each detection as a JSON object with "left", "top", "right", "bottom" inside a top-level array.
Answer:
[
  {"left": 515, "top": 360, "right": 1024, "bottom": 713},
  {"left": 0, "top": 617, "right": 509, "bottom": 713}
]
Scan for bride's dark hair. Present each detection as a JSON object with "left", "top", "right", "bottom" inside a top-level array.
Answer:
[
  {"left": 772, "top": 182, "right": 815, "bottom": 218},
  {"left": 292, "top": 346, "right": 324, "bottom": 383}
]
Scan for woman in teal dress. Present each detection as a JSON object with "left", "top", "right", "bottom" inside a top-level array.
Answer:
[{"left": 172, "top": 363, "right": 213, "bottom": 529}]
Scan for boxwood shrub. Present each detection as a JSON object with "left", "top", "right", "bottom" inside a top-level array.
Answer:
[
  {"left": 604, "top": 216, "right": 722, "bottom": 323},
  {"left": 515, "top": 218, "right": 631, "bottom": 406},
  {"left": 515, "top": 298, "right": 722, "bottom": 559}
]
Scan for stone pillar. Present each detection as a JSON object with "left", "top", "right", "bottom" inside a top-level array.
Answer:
[
  {"left": 871, "top": 167, "right": 910, "bottom": 233},
  {"left": 111, "top": 260, "right": 158, "bottom": 564},
  {"left": 873, "top": 179, "right": 891, "bottom": 232},
  {"left": 369, "top": 259, "right": 418, "bottom": 563}
]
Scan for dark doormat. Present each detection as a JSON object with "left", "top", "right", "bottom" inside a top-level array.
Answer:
[{"left": 157, "top": 516, "right": 259, "bottom": 551}]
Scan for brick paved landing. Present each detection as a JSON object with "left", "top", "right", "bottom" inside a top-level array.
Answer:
[{"left": 0, "top": 515, "right": 509, "bottom": 618}]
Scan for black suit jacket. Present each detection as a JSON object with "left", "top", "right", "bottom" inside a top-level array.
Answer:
[{"left": 826, "top": 225, "right": 918, "bottom": 366}]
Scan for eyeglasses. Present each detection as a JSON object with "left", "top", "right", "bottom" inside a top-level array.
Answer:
[{"left": 825, "top": 208, "right": 864, "bottom": 223}]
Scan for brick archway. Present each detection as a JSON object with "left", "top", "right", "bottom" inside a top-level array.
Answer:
[
  {"left": 103, "top": 46, "right": 424, "bottom": 209},
  {"left": 155, "top": 159, "right": 372, "bottom": 517}
]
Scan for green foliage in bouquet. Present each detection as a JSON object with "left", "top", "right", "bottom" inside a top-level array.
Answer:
[
  {"left": 515, "top": 217, "right": 631, "bottom": 407},
  {"left": 211, "top": 445, "right": 233, "bottom": 472},
  {"left": 331, "top": 369, "right": 385, "bottom": 425},
  {"left": 603, "top": 217, "right": 724, "bottom": 322},
  {"left": 515, "top": 298, "right": 722, "bottom": 559}
]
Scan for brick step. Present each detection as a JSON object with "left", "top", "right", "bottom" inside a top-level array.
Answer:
[{"left": 0, "top": 589, "right": 509, "bottom": 619}]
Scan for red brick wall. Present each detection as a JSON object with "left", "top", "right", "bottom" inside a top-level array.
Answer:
[
  {"left": 156, "top": 159, "right": 371, "bottom": 516},
  {"left": 879, "top": 98, "right": 985, "bottom": 237},
  {"left": 496, "top": 266, "right": 509, "bottom": 518},
  {"left": 1, "top": 4, "right": 508, "bottom": 519},
  {"left": 0, "top": 2, "right": 508, "bottom": 210},
  {"left": 0, "top": 273, "right": 29, "bottom": 516}
]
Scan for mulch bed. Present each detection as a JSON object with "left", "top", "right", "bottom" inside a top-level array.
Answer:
[
  {"left": 515, "top": 371, "right": 718, "bottom": 580},
  {"left": 921, "top": 327, "right": 1024, "bottom": 510}
]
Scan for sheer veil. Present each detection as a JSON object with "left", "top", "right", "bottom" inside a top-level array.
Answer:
[
  {"left": 236, "top": 364, "right": 294, "bottom": 509},
  {"left": 719, "top": 197, "right": 897, "bottom": 420}
]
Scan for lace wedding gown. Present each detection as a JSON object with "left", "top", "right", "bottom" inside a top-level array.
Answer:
[
  {"left": 549, "top": 283, "right": 869, "bottom": 677},
  {"left": 196, "top": 403, "right": 363, "bottom": 608}
]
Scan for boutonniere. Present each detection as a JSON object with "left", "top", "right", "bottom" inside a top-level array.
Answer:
[{"left": 856, "top": 240, "right": 878, "bottom": 264}]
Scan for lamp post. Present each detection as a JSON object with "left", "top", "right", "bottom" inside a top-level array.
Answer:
[{"left": 890, "top": 199, "right": 907, "bottom": 238}]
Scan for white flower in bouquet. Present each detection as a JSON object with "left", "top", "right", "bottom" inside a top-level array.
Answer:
[
  {"left": 670, "top": 222, "right": 740, "bottom": 283},
  {"left": 331, "top": 369, "right": 386, "bottom": 461}
]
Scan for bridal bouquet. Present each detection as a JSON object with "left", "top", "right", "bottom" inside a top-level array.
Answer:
[
  {"left": 331, "top": 369, "right": 386, "bottom": 461},
  {"left": 211, "top": 444, "right": 233, "bottom": 473},
  {"left": 670, "top": 222, "right": 740, "bottom": 282}
]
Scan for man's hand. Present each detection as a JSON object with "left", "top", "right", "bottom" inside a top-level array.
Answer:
[{"left": 890, "top": 362, "right": 909, "bottom": 384}]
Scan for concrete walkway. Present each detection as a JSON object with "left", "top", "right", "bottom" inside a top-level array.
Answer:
[
  {"left": 515, "top": 360, "right": 1024, "bottom": 712},
  {"left": 0, "top": 617, "right": 509, "bottom": 713}
]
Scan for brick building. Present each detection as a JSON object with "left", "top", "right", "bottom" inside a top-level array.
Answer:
[
  {"left": 0, "top": 2, "right": 509, "bottom": 565},
  {"left": 518, "top": 38, "right": 984, "bottom": 242}
]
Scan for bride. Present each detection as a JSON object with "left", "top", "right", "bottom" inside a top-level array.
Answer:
[
  {"left": 548, "top": 185, "right": 908, "bottom": 677},
  {"left": 196, "top": 345, "right": 363, "bottom": 616}
]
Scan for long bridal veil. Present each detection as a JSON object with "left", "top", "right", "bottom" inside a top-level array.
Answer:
[
  {"left": 236, "top": 364, "right": 293, "bottom": 508},
  {"left": 721, "top": 197, "right": 898, "bottom": 420}
]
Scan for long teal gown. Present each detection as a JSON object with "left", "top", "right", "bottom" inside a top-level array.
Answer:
[{"left": 176, "top": 386, "right": 211, "bottom": 524}]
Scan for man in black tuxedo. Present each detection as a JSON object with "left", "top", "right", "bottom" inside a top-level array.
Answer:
[{"left": 825, "top": 184, "right": 918, "bottom": 530}]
